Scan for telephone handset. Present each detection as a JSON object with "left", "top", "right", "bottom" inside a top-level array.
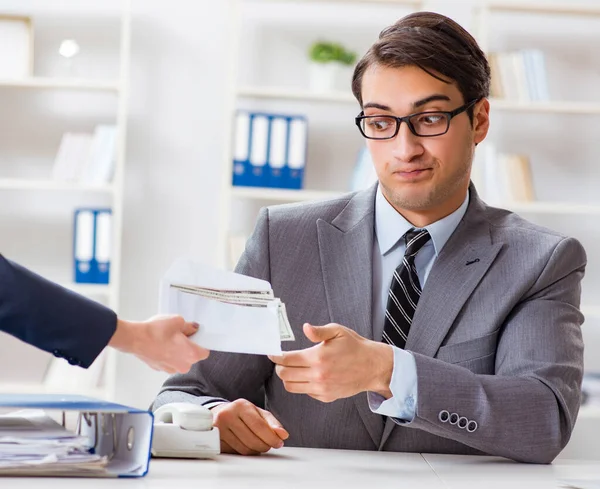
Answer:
[{"left": 151, "top": 403, "right": 220, "bottom": 459}]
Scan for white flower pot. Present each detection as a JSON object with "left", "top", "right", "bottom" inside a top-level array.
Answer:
[{"left": 308, "top": 62, "right": 341, "bottom": 93}]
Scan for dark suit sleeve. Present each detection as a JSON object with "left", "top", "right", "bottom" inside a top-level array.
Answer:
[
  {"left": 0, "top": 255, "right": 117, "bottom": 368},
  {"left": 152, "top": 208, "right": 275, "bottom": 411}
]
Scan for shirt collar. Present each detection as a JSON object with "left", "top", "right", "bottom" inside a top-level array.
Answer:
[{"left": 375, "top": 185, "right": 470, "bottom": 257}]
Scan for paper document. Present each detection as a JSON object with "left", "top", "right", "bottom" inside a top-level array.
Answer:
[
  {"left": 160, "top": 259, "right": 295, "bottom": 355},
  {"left": 0, "top": 409, "right": 108, "bottom": 476}
]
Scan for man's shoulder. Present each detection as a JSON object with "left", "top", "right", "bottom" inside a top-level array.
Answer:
[
  {"left": 481, "top": 203, "right": 584, "bottom": 257},
  {"left": 265, "top": 190, "right": 358, "bottom": 224}
]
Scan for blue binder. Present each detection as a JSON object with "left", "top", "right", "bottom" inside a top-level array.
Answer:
[
  {"left": 73, "top": 208, "right": 111, "bottom": 284},
  {"left": 281, "top": 115, "right": 307, "bottom": 190},
  {"left": 232, "top": 111, "right": 308, "bottom": 190},
  {"left": 0, "top": 394, "right": 153, "bottom": 478}
]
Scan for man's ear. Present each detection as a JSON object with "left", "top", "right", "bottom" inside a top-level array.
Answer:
[{"left": 473, "top": 98, "right": 490, "bottom": 145}]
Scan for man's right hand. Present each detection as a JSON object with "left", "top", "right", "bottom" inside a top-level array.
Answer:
[{"left": 212, "top": 399, "right": 289, "bottom": 455}]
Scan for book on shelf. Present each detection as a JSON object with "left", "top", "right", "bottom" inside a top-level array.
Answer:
[
  {"left": 0, "top": 15, "right": 33, "bottom": 79},
  {"left": 473, "top": 142, "right": 535, "bottom": 204},
  {"left": 52, "top": 125, "right": 117, "bottom": 185},
  {"left": 488, "top": 49, "right": 549, "bottom": 102},
  {"left": 232, "top": 110, "right": 307, "bottom": 190}
]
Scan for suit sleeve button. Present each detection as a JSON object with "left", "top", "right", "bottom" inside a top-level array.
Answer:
[{"left": 438, "top": 410, "right": 450, "bottom": 423}]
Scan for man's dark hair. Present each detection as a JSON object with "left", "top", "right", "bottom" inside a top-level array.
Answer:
[{"left": 351, "top": 11, "right": 490, "bottom": 120}]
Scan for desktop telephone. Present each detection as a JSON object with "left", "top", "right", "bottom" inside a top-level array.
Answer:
[{"left": 151, "top": 402, "right": 220, "bottom": 459}]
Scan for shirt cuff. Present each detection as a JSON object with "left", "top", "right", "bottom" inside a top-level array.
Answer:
[
  {"left": 367, "top": 347, "right": 418, "bottom": 423},
  {"left": 202, "top": 400, "right": 229, "bottom": 410}
]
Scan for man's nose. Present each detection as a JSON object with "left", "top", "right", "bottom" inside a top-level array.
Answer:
[{"left": 390, "top": 121, "right": 425, "bottom": 162}]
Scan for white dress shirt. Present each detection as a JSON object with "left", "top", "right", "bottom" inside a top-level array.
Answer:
[{"left": 367, "top": 185, "right": 469, "bottom": 421}]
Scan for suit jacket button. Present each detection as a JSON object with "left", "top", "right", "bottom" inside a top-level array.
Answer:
[
  {"left": 449, "top": 413, "right": 459, "bottom": 425},
  {"left": 458, "top": 416, "right": 468, "bottom": 429},
  {"left": 467, "top": 420, "right": 478, "bottom": 433},
  {"left": 438, "top": 410, "right": 450, "bottom": 423}
]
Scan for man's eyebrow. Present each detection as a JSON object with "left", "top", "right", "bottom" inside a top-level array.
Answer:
[
  {"left": 362, "top": 102, "right": 391, "bottom": 111},
  {"left": 413, "top": 94, "right": 452, "bottom": 108},
  {"left": 362, "top": 95, "right": 452, "bottom": 112}
]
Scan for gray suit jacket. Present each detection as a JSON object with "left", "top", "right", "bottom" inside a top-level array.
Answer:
[{"left": 154, "top": 184, "right": 586, "bottom": 463}]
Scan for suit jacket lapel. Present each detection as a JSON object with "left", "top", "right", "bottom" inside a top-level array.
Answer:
[
  {"left": 317, "top": 184, "right": 384, "bottom": 447},
  {"left": 379, "top": 185, "right": 504, "bottom": 449}
]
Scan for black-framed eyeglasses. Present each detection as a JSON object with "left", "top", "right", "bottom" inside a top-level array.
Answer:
[{"left": 355, "top": 99, "right": 479, "bottom": 140}]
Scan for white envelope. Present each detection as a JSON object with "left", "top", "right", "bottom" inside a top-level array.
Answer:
[{"left": 159, "top": 258, "right": 282, "bottom": 355}]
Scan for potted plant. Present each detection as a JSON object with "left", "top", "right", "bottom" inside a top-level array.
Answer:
[{"left": 308, "top": 41, "right": 357, "bottom": 93}]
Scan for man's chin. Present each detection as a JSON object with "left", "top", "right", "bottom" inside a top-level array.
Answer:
[{"left": 384, "top": 184, "right": 436, "bottom": 211}]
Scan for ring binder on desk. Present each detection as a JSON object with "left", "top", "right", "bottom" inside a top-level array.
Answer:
[{"left": 0, "top": 394, "right": 153, "bottom": 478}]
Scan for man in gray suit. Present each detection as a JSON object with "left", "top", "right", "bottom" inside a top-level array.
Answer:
[{"left": 153, "top": 12, "right": 585, "bottom": 463}]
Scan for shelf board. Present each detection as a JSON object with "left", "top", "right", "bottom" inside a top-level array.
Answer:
[
  {"left": 231, "top": 186, "right": 345, "bottom": 202},
  {"left": 490, "top": 98, "right": 600, "bottom": 115},
  {"left": 485, "top": 2, "right": 600, "bottom": 17},
  {"left": 497, "top": 201, "right": 600, "bottom": 215},
  {"left": 0, "top": 77, "right": 121, "bottom": 92},
  {"left": 231, "top": 189, "right": 600, "bottom": 214},
  {"left": 255, "top": 0, "right": 421, "bottom": 4},
  {"left": 237, "top": 90, "right": 600, "bottom": 115},
  {"left": 237, "top": 86, "right": 356, "bottom": 104},
  {"left": 0, "top": 179, "right": 114, "bottom": 193},
  {"left": 60, "top": 283, "right": 112, "bottom": 296}
]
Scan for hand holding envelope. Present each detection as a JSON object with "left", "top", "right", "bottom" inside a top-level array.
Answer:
[{"left": 159, "top": 259, "right": 295, "bottom": 356}]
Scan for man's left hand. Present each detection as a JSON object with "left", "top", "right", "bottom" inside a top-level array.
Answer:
[{"left": 269, "top": 323, "right": 393, "bottom": 403}]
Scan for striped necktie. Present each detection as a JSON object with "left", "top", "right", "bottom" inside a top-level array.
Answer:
[{"left": 382, "top": 228, "right": 431, "bottom": 349}]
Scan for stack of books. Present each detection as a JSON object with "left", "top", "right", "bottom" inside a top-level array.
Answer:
[
  {"left": 488, "top": 49, "right": 549, "bottom": 102},
  {"left": 52, "top": 125, "right": 117, "bottom": 185},
  {"left": 473, "top": 143, "right": 536, "bottom": 204}
]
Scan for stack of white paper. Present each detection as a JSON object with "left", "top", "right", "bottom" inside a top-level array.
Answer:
[
  {"left": 160, "top": 259, "right": 296, "bottom": 356},
  {"left": 0, "top": 410, "right": 107, "bottom": 476}
]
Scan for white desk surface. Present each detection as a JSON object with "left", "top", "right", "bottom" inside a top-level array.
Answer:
[
  {"left": 3, "top": 448, "right": 600, "bottom": 489},
  {"left": 422, "top": 453, "right": 600, "bottom": 489}
]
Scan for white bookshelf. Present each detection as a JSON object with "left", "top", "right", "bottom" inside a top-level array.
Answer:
[
  {"left": 0, "top": 178, "right": 115, "bottom": 193},
  {"left": 485, "top": 2, "right": 600, "bottom": 17},
  {"left": 237, "top": 86, "right": 356, "bottom": 104},
  {"left": 0, "top": 0, "right": 131, "bottom": 401},
  {"left": 239, "top": 85, "right": 600, "bottom": 115},
  {"left": 500, "top": 201, "right": 600, "bottom": 216},
  {"left": 231, "top": 186, "right": 345, "bottom": 203},
  {"left": 0, "top": 77, "right": 120, "bottom": 92},
  {"left": 219, "top": 0, "right": 423, "bottom": 268},
  {"left": 475, "top": 3, "right": 600, "bottom": 458}
]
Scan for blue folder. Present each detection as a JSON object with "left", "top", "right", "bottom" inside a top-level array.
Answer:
[
  {"left": 73, "top": 208, "right": 111, "bottom": 284},
  {"left": 232, "top": 111, "right": 307, "bottom": 190},
  {"left": 0, "top": 394, "right": 153, "bottom": 478}
]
